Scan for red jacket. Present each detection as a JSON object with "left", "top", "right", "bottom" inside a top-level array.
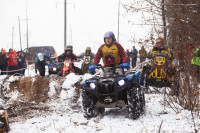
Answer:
[
  {"left": 7, "top": 53, "right": 18, "bottom": 67},
  {"left": 93, "top": 43, "right": 128, "bottom": 65}
]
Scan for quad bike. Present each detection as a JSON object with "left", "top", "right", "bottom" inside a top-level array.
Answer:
[
  {"left": 0, "top": 110, "right": 9, "bottom": 133},
  {"left": 48, "top": 59, "right": 63, "bottom": 75},
  {"left": 82, "top": 64, "right": 145, "bottom": 119},
  {"left": 140, "top": 53, "right": 179, "bottom": 94},
  {"left": 81, "top": 56, "right": 92, "bottom": 74},
  {"left": 61, "top": 58, "right": 73, "bottom": 77}
]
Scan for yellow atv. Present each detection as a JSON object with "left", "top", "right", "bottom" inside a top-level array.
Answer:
[
  {"left": 140, "top": 53, "right": 179, "bottom": 94},
  {"left": 0, "top": 110, "right": 9, "bottom": 133}
]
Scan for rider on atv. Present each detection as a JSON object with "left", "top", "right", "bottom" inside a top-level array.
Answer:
[
  {"left": 142, "top": 37, "right": 178, "bottom": 91},
  {"left": 89, "top": 31, "right": 129, "bottom": 72},
  {"left": 148, "top": 37, "right": 172, "bottom": 59},
  {"left": 78, "top": 47, "right": 95, "bottom": 62},
  {"left": 58, "top": 45, "right": 83, "bottom": 75},
  {"left": 78, "top": 47, "right": 95, "bottom": 74}
]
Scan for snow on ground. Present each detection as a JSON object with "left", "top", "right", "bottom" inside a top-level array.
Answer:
[
  {"left": 8, "top": 93, "right": 200, "bottom": 133},
  {"left": 0, "top": 64, "right": 199, "bottom": 133}
]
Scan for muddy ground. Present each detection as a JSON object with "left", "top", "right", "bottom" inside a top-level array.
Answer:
[{"left": 0, "top": 75, "right": 82, "bottom": 123}]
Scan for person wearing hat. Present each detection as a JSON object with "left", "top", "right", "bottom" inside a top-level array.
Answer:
[
  {"left": 17, "top": 51, "right": 27, "bottom": 75},
  {"left": 139, "top": 46, "right": 147, "bottom": 63},
  {"left": 0, "top": 49, "right": 5, "bottom": 75},
  {"left": 128, "top": 46, "right": 138, "bottom": 68},
  {"left": 35, "top": 52, "right": 50, "bottom": 76},
  {"left": 7, "top": 48, "right": 19, "bottom": 75},
  {"left": 78, "top": 47, "right": 95, "bottom": 63},
  {"left": 58, "top": 45, "right": 83, "bottom": 75},
  {"left": 90, "top": 31, "right": 129, "bottom": 72},
  {"left": 148, "top": 37, "right": 172, "bottom": 59}
]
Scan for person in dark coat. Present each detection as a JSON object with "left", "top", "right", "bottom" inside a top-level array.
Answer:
[
  {"left": 35, "top": 53, "right": 50, "bottom": 76},
  {"left": 17, "top": 51, "right": 27, "bottom": 75},
  {"left": 1, "top": 49, "right": 9, "bottom": 75},
  {"left": 58, "top": 45, "right": 83, "bottom": 75},
  {"left": 128, "top": 46, "right": 138, "bottom": 68},
  {"left": 139, "top": 46, "right": 147, "bottom": 63},
  {"left": 0, "top": 51, "right": 5, "bottom": 75}
]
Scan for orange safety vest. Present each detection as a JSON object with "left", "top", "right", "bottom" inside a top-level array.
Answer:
[{"left": 102, "top": 44, "right": 121, "bottom": 65}]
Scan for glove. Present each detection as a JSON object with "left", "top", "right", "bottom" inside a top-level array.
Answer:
[
  {"left": 89, "top": 65, "right": 98, "bottom": 72},
  {"left": 120, "top": 62, "right": 130, "bottom": 69}
]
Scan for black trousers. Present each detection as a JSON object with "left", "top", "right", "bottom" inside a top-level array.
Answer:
[{"left": 38, "top": 62, "right": 45, "bottom": 76}]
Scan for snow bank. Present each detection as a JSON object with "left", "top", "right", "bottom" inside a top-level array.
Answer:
[
  {"left": 60, "top": 73, "right": 81, "bottom": 100},
  {"left": 62, "top": 73, "right": 81, "bottom": 89},
  {"left": 48, "top": 81, "right": 57, "bottom": 97}
]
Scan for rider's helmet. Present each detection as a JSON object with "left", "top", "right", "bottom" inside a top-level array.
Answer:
[
  {"left": 9, "top": 48, "right": 13, "bottom": 53},
  {"left": 65, "top": 45, "right": 73, "bottom": 52},
  {"left": 156, "top": 37, "right": 164, "bottom": 50},
  {"left": 104, "top": 31, "right": 116, "bottom": 43},
  {"left": 85, "top": 47, "right": 91, "bottom": 56}
]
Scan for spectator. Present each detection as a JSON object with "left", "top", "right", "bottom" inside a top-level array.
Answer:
[
  {"left": 1, "top": 49, "right": 8, "bottom": 75},
  {"left": 17, "top": 51, "right": 26, "bottom": 75},
  {"left": 7, "top": 49, "right": 19, "bottom": 75},
  {"left": 128, "top": 46, "right": 138, "bottom": 68},
  {"left": 0, "top": 50, "right": 5, "bottom": 75},
  {"left": 139, "top": 46, "right": 147, "bottom": 63}
]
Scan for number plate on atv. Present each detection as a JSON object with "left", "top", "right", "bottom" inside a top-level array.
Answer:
[{"left": 156, "top": 57, "right": 163, "bottom": 61}]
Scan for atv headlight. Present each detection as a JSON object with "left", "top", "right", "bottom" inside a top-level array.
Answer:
[
  {"left": 65, "top": 63, "right": 70, "bottom": 67},
  {"left": 118, "top": 80, "right": 125, "bottom": 86},
  {"left": 53, "top": 68, "right": 57, "bottom": 71},
  {"left": 90, "top": 83, "right": 96, "bottom": 89}
]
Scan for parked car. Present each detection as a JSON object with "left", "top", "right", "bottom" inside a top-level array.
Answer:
[{"left": 23, "top": 46, "right": 57, "bottom": 64}]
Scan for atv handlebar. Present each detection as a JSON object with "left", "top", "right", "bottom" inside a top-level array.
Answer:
[{"left": 97, "top": 64, "right": 121, "bottom": 73}]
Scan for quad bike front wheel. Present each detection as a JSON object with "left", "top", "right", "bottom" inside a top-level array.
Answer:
[
  {"left": 127, "top": 88, "right": 145, "bottom": 120},
  {"left": 82, "top": 90, "right": 104, "bottom": 118}
]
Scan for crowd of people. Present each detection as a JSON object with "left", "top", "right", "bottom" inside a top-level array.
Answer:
[{"left": 0, "top": 48, "right": 26, "bottom": 76}]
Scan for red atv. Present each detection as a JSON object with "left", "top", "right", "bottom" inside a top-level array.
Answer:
[{"left": 61, "top": 58, "right": 73, "bottom": 77}]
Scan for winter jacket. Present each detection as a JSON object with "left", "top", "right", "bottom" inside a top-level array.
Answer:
[
  {"left": 0, "top": 52, "right": 5, "bottom": 66},
  {"left": 7, "top": 53, "right": 18, "bottom": 67},
  {"left": 93, "top": 43, "right": 127, "bottom": 66},
  {"left": 78, "top": 52, "right": 95, "bottom": 64},
  {"left": 17, "top": 55, "right": 26, "bottom": 68},
  {"left": 78, "top": 52, "right": 95, "bottom": 59},
  {"left": 58, "top": 53, "right": 77, "bottom": 62},
  {"left": 128, "top": 49, "right": 138, "bottom": 59},
  {"left": 35, "top": 54, "right": 48, "bottom": 68},
  {"left": 148, "top": 46, "right": 172, "bottom": 59}
]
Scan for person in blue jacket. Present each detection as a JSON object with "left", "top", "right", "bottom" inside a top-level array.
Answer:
[
  {"left": 17, "top": 51, "right": 27, "bottom": 75},
  {"left": 128, "top": 46, "right": 138, "bottom": 68},
  {"left": 35, "top": 53, "right": 50, "bottom": 76}
]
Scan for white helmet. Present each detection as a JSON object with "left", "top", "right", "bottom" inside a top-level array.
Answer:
[{"left": 38, "top": 53, "right": 44, "bottom": 61}]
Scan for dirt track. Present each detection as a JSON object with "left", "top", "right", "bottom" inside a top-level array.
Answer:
[{"left": 0, "top": 75, "right": 82, "bottom": 123}]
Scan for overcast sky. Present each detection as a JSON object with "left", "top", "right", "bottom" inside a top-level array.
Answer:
[{"left": 0, "top": 0, "right": 152, "bottom": 55}]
